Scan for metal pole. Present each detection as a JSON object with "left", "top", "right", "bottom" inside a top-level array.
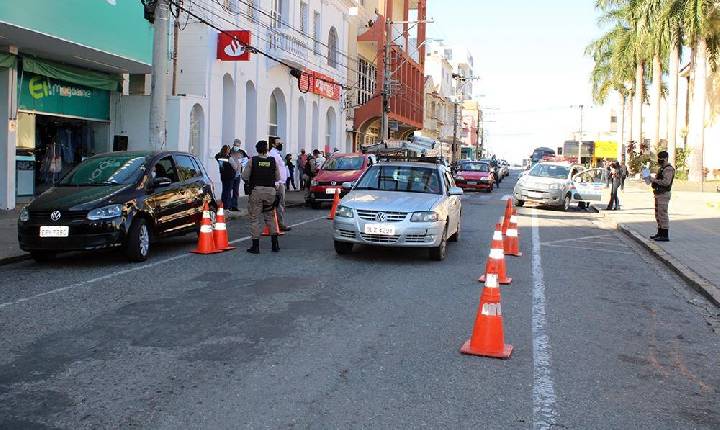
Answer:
[
  {"left": 476, "top": 108, "right": 482, "bottom": 160},
  {"left": 149, "top": 0, "right": 170, "bottom": 150},
  {"left": 452, "top": 100, "right": 459, "bottom": 163},
  {"left": 577, "top": 104, "right": 584, "bottom": 165},
  {"left": 380, "top": 18, "right": 392, "bottom": 143}
]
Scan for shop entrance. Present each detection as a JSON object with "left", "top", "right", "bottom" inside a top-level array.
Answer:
[{"left": 15, "top": 112, "right": 109, "bottom": 197}]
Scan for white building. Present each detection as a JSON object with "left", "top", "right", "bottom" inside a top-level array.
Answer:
[{"left": 114, "top": 0, "right": 352, "bottom": 187}]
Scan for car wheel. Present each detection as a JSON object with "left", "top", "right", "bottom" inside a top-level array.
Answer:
[
  {"left": 429, "top": 225, "right": 448, "bottom": 261},
  {"left": 334, "top": 240, "right": 353, "bottom": 255},
  {"left": 125, "top": 218, "right": 150, "bottom": 262},
  {"left": 513, "top": 197, "right": 524, "bottom": 207},
  {"left": 562, "top": 194, "right": 571, "bottom": 212},
  {"left": 30, "top": 251, "right": 56, "bottom": 262}
]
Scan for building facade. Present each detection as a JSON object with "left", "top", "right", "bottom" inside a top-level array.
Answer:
[{"left": 0, "top": 0, "right": 153, "bottom": 210}]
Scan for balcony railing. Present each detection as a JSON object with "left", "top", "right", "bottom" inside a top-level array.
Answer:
[{"left": 266, "top": 26, "right": 311, "bottom": 65}]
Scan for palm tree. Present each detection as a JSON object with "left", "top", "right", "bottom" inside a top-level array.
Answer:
[
  {"left": 683, "top": 0, "right": 719, "bottom": 182},
  {"left": 662, "top": 0, "right": 684, "bottom": 167},
  {"left": 638, "top": 0, "right": 668, "bottom": 153}
]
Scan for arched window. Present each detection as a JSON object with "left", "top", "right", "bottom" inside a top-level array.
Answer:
[
  {"left": 268, "top": 92, "right": 278, "bottom": 137},
  {"left": 327, "top": 27, "right": 338, "bottom": 68}
]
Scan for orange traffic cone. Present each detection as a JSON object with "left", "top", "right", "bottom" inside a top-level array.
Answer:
[
  {"left": 213, "top": 203, "right": 235, "bottom": 251},
  {"left": 192, "top": 202, "right": 222, "bottom": 254},
  {"left": 504, "top": 210, "right": 522, "bottom": 257},
  {"left": 261, "top": 209, "right": 285, "bottom": 236},
  {"left": 460, "top": 273, "right": 513, "bottom": 359},
  {"left": 501, "top": 198, "right": 512, "bottom": 235},
  {"left": 478, "top": 223, "right": 512, "bottom": 285},
  {"left": 327, "top": 188, "right": 341, "bottom": 220}
]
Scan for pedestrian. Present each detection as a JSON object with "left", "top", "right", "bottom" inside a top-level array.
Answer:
[
  {"left": 620, "top": 161, "right": 628, "bottom": 191},
  {"left": 649, "top": 150, "right": 675, "bottom": 242},
  {"left": 228, "top": 144, "right": 245, "bottom": 211},
  {"left": 313, "top": 149, "right": 326, "bottom": 170},
  {"left": 242, "top": 140, "right": 282, "bottom": 254},
  {"left": 285, "top": 154, "right": 297, "bottom": 191},
  {"left": 268, "top": 136, "right": 291, "bottom": 231},
  {"left": 304, "top": 152, "right": 317, "bottom": 201},
  {"left": 215, "top": 144, "right": 234, "bottom": 209},
  {"left": 298, "top": 149, "right": 308, "bottom": 190},
  {"left": 606, "top": 161, "right": 621, "bottom": 211}
]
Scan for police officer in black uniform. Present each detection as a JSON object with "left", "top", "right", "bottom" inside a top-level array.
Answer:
[{"left": 242, "top": 140, "right": 282, "bottom": 254}]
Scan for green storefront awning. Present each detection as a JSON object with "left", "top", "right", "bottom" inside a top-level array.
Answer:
[
  {"left": 0, "top": 53, "right": 16, "bottom": 69},
  {"left": 23, "top": 57, "right": 121, "bottom": 92}
]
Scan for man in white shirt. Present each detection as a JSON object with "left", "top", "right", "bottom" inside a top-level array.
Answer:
[
  {"left": 313, "top": 149, "right": 326, "bottom": 170},
  {"left": 269, "top": 136, "right": 291, "bottom": 231}
]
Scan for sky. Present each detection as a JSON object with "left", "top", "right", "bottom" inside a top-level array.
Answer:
[{"left": 427, "top": 0, "right": 607, "bottom": 163}]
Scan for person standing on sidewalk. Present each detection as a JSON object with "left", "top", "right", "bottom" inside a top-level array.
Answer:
[
  {"left": 620, "top": 161, "right": 628, "bottom": 191},
  {"left": 606, "top": 161, "right": 621, "bottom": 211},
  {"left": 269, "top": 136, "right": 291, "bottom": 231},
  {"left": 650, "top": 151, "right": 675, "bottom": 242},
  {"left": 215, "top": 145, "right": 234, "bottom": 209},
  {"left": 242, "top": 140, "right": 282, "bottom": 254},
  {"left": 298, "top": 150, "right": 308, "bottom": 190},
  {"left": 285, "top": 154, "right": 297, "bottom": 191}
]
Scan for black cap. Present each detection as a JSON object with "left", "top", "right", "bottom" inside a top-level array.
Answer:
[{"left": 658, "top": 151, "right": 669, "bottom": 159}]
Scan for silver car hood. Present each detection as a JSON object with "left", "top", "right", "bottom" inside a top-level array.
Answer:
[
  {"left": 520, "top": 176, "right": 568, "bottom": 187},
  {"left": 342, "top": 190, "right": 442, "bottom": 212}
]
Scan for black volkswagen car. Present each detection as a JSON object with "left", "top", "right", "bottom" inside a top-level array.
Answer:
[{"left": 18, "top": 151, "right": 217, "bottom": 262}]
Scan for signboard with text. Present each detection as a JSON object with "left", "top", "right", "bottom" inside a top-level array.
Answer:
[
  {"left": 299, "top": 70, "right": 341, "bottom": 100},
  {"left": 18, "top": 72, "right": 110, "bottom": 120},
  {"left": 217, "top": 31, "right": 252, "bottom": 61}
]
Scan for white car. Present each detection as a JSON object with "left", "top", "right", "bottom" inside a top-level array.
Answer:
[
  {"left": 513, "top": 162, "right": 584, "bottom": 211},
  {"left": 332, "top": 160, "right": 463, "bottom": 261}
]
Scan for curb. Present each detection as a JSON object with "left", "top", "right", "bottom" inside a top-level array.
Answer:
[
  {"left": 616, "top": 224, "right": 720, "bottom": 307},
  {"left": 0, "top": 253, "right": 30, "bottom": 267}
]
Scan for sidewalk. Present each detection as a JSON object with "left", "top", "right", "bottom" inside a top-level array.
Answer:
[
  {"left": 593, "top": 180, "right": 720, "bottom": 306},
  {"left": 0, "top": 190, "right": 309, "bottom": 265}
]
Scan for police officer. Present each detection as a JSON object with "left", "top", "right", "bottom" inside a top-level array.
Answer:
[
  {"left": 650, "top": 150, "right": 675, "bottom": 242},
  {"left": 242, "top": 140, "right": 282, "bottom": 254}
]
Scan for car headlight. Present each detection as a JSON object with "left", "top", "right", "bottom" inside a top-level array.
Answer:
[
  {"left": 87, "top": 204, "right": 123, "bottom": 220},
  {"left": 335, "top": 205, "right": 354, "bottom": 218},
  {"left": 311, "top": 180, "right": 318, "bottom": 186},
  {"left": 19, "top": 207, "right": 29, "bottom": 222},
  {"left": 455, "top": 176, "right": 465, "bottom": 181},
  {"left": 548, "top": 183, "right": 563, "bottom": 190},
  {"left": 410, "top": 211, "right": 439, "bottom": 222}
]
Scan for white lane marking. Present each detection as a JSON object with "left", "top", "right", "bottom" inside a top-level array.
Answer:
[
  {"left": 501, "top": 194, "right": 513, "bottom": 201},
  {"left": 531, "top": 208, "right": 557, "bottom": 429},
  {"left": 540, "top": 234, "right": 613, "bottom": 246},
  {"left": 0, "top": 216, "right": 326, "bottom": 311}
]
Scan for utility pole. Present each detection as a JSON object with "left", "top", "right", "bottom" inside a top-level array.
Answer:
[
  {"left": 149, "top": 0, "right": 170, "bottom": 150},
  {"left": 476, "top": 109, "right": 482, "bottom": 160},
  {"left": 380, "top": 18, "right": 392, "bottom": 143},
  {"left": 573, "top": 104, "right": 584, "bottom": 165}
]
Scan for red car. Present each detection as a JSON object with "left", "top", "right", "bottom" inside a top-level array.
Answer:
[
  {"left": 307, "top": 153, "right": 373, "bottom": 208},
  {"left": 453, "top": 161, "right": 494, "bottom": 192}
]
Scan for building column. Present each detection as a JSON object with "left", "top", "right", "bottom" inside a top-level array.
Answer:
[{"left": 0, "top": 65, "right": 18, "bottom": 210}]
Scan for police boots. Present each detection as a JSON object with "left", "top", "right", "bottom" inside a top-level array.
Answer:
[
  {"left": 653, "top": 228, "right": 669, "bottom": 242},
  {"left": 247, "top": 239, "right": 260, "bottom": 254},
  {"left": 271, "top": 235, "right": 280, "bottom": 252},
  {"left": 650, "top": 229, "right": 661, "bottom": 240}
]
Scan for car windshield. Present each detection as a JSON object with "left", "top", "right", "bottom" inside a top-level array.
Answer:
[
  {"left": 59, "top": 155, "right": 147, "bottom": 186},
  {"left": 529, "top": 164, "right": 570, "bottom": 179},
  {"left": 323, "top": 156, "right": 364, "bottom": 171},
  {"left": 458, "top": 162, "right": 489, "bottom": 172},
  {"left": 355, "top": 165, "right": 441, "bottom": 194}
]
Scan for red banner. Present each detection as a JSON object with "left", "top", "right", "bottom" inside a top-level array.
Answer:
[
  {"left": 217, "top": 30, "right": 251, "bottom": 61},
  {"left": 300, "top": 70, "right": 341, "bottom": 100}
]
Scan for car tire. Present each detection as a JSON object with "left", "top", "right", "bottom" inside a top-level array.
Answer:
[
  {"left": 513, "top": 197, "right": 524, "bottom": 207},
  {"left": 429, "top": 225, "right": 448, "bottom": 261},
  {"left": 334, "top": 240, "right": 353, "bottom": 255},
  {"left": 125, "top": 218, "right": 150, "bottom": 262},
  {"left": 30, "top": 251, "right": 56, "bottom": 262},
  {"left": 562, "top": 194, "right": 571, "bottom": 212}
]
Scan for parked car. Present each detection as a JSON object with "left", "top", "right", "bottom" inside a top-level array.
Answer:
[
  {"left": 307, "top": 153, "right": 373, "bottom": 209},
  {"left": 332, "top": 159, "right": 463, "bottom": 261},
  {"left": 512, "top": 161, "right": 584, "bottom": 211},
  {"left": 570, "top": 167, "right": 605, "bottom": 209},
  {"left": 18, "top": 151, "right": 216, "bottom": 262},
  {"left": 453, "top": 160, "right": 494, "bottom": 192}
]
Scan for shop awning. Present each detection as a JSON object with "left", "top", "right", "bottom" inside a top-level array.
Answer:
[
  {"left": 23, "top": 57, "right": 121, "bottom": 91},
  {"left": 0, "top": 53, "right": 16, "bottom": 69}
]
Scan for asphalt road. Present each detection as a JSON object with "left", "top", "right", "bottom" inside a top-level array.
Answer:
[{"left": 1, "top": 174, "right": 719, "bottom": 429}]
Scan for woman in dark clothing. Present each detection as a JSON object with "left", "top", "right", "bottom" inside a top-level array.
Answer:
[
  {"left": 606, "top": 161, "right": 621, "bottom": 210},
  {"left": 215, "top": 145, "right": 234, "bottom": 209},
  {"left": 285, "top": 154, "right": 297, "bottom": 190}
]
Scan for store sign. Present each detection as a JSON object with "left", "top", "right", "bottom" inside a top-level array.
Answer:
[
  {"left": 18, "top": 72, "right": 110, "bottom": 120},
  {"left": 594, "top": 140, "right": 619, "bottom": 158},
  {"left": 299, "top": 70, "right": 341, "bottom": 101},
  {"left": 217, "top": 31, "right": 252, "bottom": 61}
]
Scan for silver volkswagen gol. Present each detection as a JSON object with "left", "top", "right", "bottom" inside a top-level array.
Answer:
[
  {"left": 332, "top": 160, "right": 463, "bottom": 261},
  {"left": 513, "top": 161, "right": 584, "bottom": 211}
]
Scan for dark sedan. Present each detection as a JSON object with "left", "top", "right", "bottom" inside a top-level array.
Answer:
[{"left": 18, "top": 151, "right": 216, "bottom": 262}]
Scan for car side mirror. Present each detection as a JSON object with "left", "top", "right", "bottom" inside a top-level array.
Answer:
[
  {"left": 449, "top": 186, "right": 464, "bottom": 196},
  {"left": 151, "top": 177, "right": 172, "bottom": 189}
]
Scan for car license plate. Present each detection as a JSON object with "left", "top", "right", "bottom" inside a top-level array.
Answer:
[
  {"left": 467, "top": 181, "right": 478, "bottom": 185},
  {"left": 39, "top": 226, "right": 69, "bottom": 237},
  {"left": 527, "top": 191, "right": 544, "bottom": 199},
  {"left": 364, "top": 224, "right": 395, "bottom": 235},
  {"left": 325, "top": 188, "right": 339, "bottom": 194}
]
